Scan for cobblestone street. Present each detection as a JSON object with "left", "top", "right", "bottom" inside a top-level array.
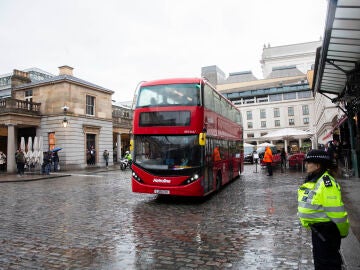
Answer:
[{"left": 0, "top": 165, "right": 314, "bottom": 269}]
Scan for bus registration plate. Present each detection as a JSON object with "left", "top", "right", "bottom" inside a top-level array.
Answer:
[{"left": 154, "top": 189, "right": 170, "bottom": 195}]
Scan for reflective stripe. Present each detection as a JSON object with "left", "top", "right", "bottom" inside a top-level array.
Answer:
[
  {"left": 330, "top": 216, "right": 348, "bottom": 224},
  {"left": 324, "top": 205, "right": 346, "bottom": 212},
  {"left": 307, "top": 190, "right": 317, "bottom": 201},
  {"left": 298, "top": 202, "right": 323, "bottom": 210},
  {"left": 298, "top": 212, "right": 329, "bottom": 219}
]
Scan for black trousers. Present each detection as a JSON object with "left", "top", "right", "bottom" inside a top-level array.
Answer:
[
  {"left": 311, "top": 222, "right": 342, "bottom": 270},
  {"left": 266, "top": 162, "right": 273, "bottom": 176}
]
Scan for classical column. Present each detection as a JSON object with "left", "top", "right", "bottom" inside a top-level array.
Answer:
[
  {"left": 7, "top": 124, "right": 16, "bottom": 173},
  {"left": 117, "top": 133, "right": 121, "bottom": 162}
]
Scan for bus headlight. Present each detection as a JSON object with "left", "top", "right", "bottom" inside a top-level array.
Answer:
[
  {"left": 183, "top": 173, "right": 200, "bottom": 185},
  {"left": 132, "top": 171, "right": 143, "bottom": 183}
]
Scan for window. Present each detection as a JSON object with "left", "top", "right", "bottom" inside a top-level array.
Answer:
[
  {"left": 247, "top": 122, "right": 253, "bottom": 129},
  {"left": 261, "top": 121, "right": 266, "bottom": 128},
  {"left": 86, "top": 95, "right": 95, "bottom": 116},
  {"left": 303, "top": 117, "right": 309, "bottom": 124},
  {"left": 48, "top": 132, "right": 56, "bottom": 150},
  {"left": 288, "top": 107, "right": 294, "bottom": 116},
  {"left": 247, "top": 133, "right": 254, "bottom": 138},
  {"left": 260, "top": 132, "right": 267, "bottom": 136},
  {"left": 260, "top": 109, "right": 266, "bottom": 119},
  {"left": 274, "top": 108, "right": 280, "bottom": 118},
  {"left": 298, "top": 90, "right": 312, "bottom": 99},
  {"left": 275, "top": 120, "right": 280, "bottom": 127},
  {"left": 244, "top": 98, "right": 255, "bottom": 104},
  {"left": 257, "top": 97, "right": 268, "bottom": 103},
  {"left": 284, "top": 92, "right": 296, "bottom": 100},
  {"left": 246, "top": 111, "right": 252, "bottom": 120},
  {"left": 25, "top": 90, "right": 33, "bottom": 102},
  {"left": 25, "top": 90, "right": 33, "bottom": 110},
  {"left": 289, "top": 119, "right": 295, "bottom": 126},
  {"left": 269, "top": 94, "right": 282, "bottom": 102},
  {"left": 302, "top": 105, "right": 309, "bottom": 115}
]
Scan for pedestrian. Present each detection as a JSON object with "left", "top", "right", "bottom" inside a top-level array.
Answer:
[
  {"left": 103, "top": 149, "right": 109, "bottom": 168},
  {"left": 42, "top": 151, "right": 52, "bottom": 175},
  {"left": 15, "top": 149, "right": 25, "bottom": 176},
  {"left": 263, "top": 146, "right": 273, "bottom": 176},
  {"left": 90, "top": 145, "right": 96, "bottom": 165},
  {"left": 52, "top": 151, "right": 60, "bottom": 172},
  {"left": 212, "top": 145, "right": 221, "bottom": 162},
  {"left": 280, "top": 148, "right": 287, "bottom": 169},
  {"left": 0, "top": 151, "right": 7, "bottom": 172},
  {"left": 297, "top": 149, "right": 349, "bottom": 270}
]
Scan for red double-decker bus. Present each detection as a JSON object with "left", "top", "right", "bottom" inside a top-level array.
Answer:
[{"left": 131, "top": 78, "right": 244, "bottom": 196}]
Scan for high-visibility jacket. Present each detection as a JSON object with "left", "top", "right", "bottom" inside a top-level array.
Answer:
[
  {"left": 297, "top": 171, "right": 349, "bottom": 237},
  {"left": 263, "top": 147, "right": 273, "bottom": 163},
  {"left": 213, "top": 147, "right": 221, "bottom": 161}
]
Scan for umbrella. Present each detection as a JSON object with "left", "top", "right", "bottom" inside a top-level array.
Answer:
[
  {"left": 39, "top": 136, "right": 43, "bottom": 165},
  {"left": 20, "top": 137, "right": 25, "bottom": 151},
  {"left": 27, "top": 137, "right": 33, "bottom": 153},
  {"left": 25, "top": 137, "right": 33, "bottom": 165},
  {"left": 33, "top": 137, "right": 39, "bottom": 165},
  {"left": 52, "top": 147, "right": 63, "bottom": 152},
  {"left": 33, "top": 137, "right": 39, "bottom": 151}
]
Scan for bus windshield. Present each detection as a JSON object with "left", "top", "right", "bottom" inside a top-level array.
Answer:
[
  {"left": 136, "top": 83, "right": 201, "bottom": 107},
  {"left": 133, "top": 135, "right": 202, "bottom": 170}
]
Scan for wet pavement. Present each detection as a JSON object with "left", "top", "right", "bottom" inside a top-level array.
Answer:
[{"left": 0, "top": 165, "right": 359, "bottom": 269}]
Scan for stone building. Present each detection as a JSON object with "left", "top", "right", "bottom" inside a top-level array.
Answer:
[{"left": 0, "top": 66, "right": 132, "bottom": 172}]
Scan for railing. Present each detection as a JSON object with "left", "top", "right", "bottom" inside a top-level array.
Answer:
[{"left": 0, "top": 98, "right": 41, "bottom": 115}]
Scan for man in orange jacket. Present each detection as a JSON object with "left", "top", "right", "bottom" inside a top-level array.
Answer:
[
  {"left": 213, "top": 146, "right": 221, "bottom": 162},
  {"left": 263, "top": 146, "right": 273, "bottom": 176}
]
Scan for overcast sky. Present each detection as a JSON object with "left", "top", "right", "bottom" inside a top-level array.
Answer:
[{"left": 0, "top": 0, "right": 328, "bottom": 102}]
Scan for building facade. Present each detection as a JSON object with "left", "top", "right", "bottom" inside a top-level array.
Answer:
[
  {"left": 202, "top": 41, "right": 327, "bottom": 152},
  {"left": 0, "top": 66, "right": 132, "bottom": 173}
]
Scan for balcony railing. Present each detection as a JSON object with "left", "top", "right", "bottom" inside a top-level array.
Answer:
[{"left": 0, "top": 98, "right": 41, "bottom": 115}]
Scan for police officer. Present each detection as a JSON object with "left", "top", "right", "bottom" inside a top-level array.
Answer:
[{"left": 297, "top": 149, "right": 349, "bottom": 270}]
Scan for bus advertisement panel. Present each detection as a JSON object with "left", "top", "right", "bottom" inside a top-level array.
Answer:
[{"left": 131, "top": 78, "right": 243, "bottom": 196}]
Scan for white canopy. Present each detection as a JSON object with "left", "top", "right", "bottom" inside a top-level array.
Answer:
[
  {"left": 257, "top": 142, "right": 275, "bottom": 147},
  {"left": 244, "top": 143, "right": 255, "bottom": 147},
  {"left": 261, "top": 128, "right": 313, "bottom": 151},
  {"left": 261, "top": 128, "right": 313, "bottom": 140}
]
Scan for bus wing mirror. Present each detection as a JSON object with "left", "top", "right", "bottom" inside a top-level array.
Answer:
[
  {"left": 130, "top": 139, "right": 134, "bottom": 151},
  {"left": 199, "top": 133, "right": 206, "bottom": 146}
]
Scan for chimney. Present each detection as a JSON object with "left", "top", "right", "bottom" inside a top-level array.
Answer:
[
  {"left": 58, "top": 65, "right": 74, "bottom": 76},
  {"left": 11, "top": 69, "right": 31, "bottom": 88}
]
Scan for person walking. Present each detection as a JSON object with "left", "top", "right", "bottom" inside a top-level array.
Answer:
[
  {"left": 212, "top": 145, "right": 221, "bottom": 162},
  {"left": 15, "top": 149, "right": 25, "bottom": 176},
  {"left": 52, "top": 151, "right": 60, "bottom": 172},
  {"left": 297, "top": 149, "right": 349, "bottom": 270},
  {"left": 263, "top": 146, "right": 273, "bottom": 176},
  {"left": 0, "top": 151, "right": 6, "bottom": 172},
  {"left": 42, "top": 151, "right": 52, "bottom": 175},
  {"left": 280, "top": 148, "right": 287, "bottom": 169},
  {"left": 103, "top": 149, "right": 109, "bottom": 168}
]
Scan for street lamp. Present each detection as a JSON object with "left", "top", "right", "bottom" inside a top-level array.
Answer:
[{"left": 62, "top": 105, "right": 69, "bottom": 128}]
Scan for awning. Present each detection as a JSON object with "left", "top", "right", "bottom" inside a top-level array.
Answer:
[
  {"left": 322, "top": 114, "right": 348, "bottom": 140},
  {"left": 313, "top": 0, "right": 360, "bottom": 98}
]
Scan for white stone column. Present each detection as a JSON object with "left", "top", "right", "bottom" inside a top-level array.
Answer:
[
  {"left": 117, "top": 133, "right": 121, "bottom": 162},
  {"left": 7, "top": 124, "right": 16, "bottom": 173}
]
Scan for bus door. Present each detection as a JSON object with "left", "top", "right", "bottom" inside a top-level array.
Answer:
[{"left": 204, "top": 146, "right": 213, "bottom": 193}]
